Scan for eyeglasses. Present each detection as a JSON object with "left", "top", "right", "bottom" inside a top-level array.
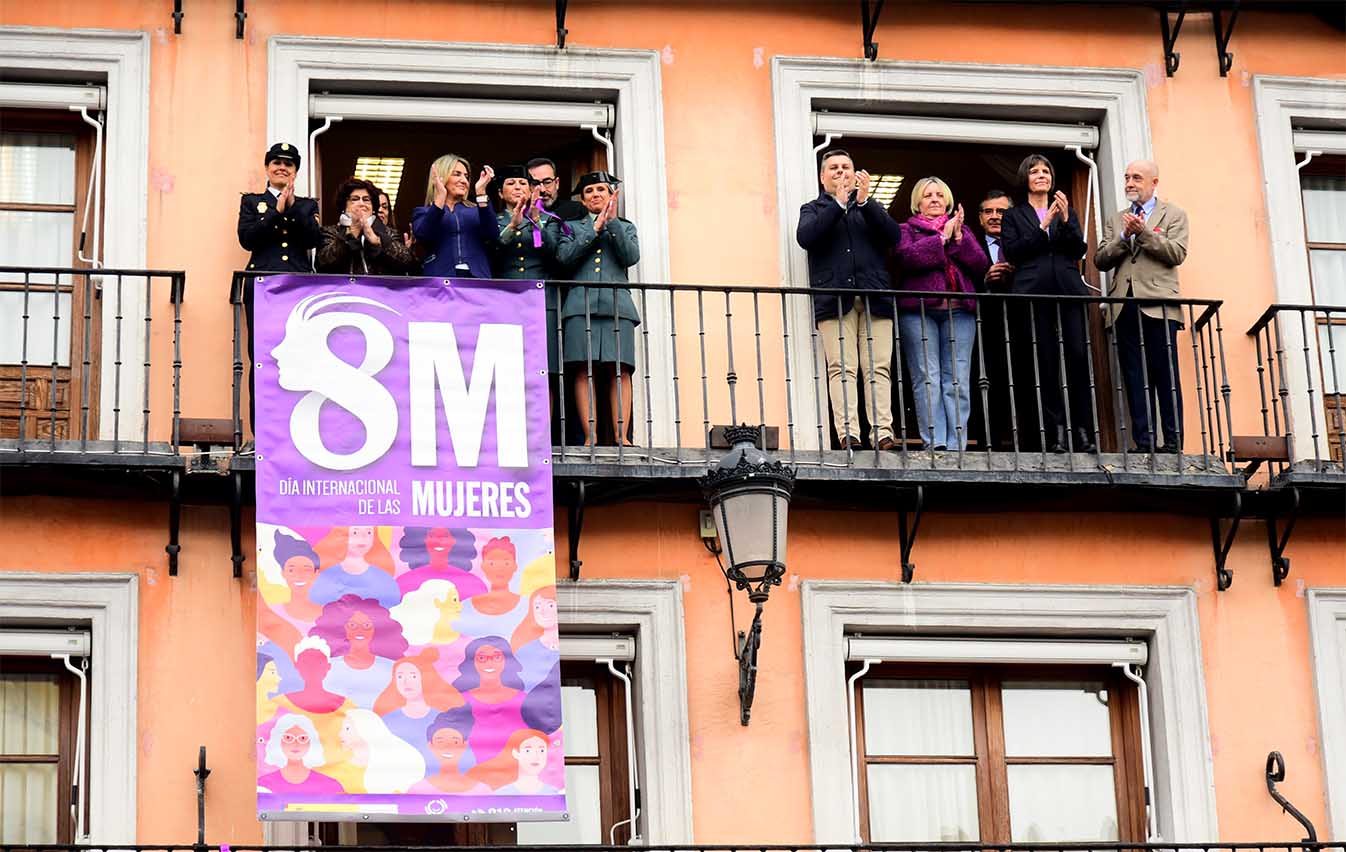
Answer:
[
  {"left": 535, "top": 177, "right": 559, "bottom": 186},
  {"left": 281, "top": 733, "right": 311, "bottom": 744},
  {"left": 980, "top": 207, "right": 1008, "bottom": 215}
]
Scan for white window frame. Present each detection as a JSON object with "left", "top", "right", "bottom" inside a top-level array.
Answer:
[
  {"left": 1308, "top": 587, "right": 1346, "bottom": 839},
  {"left": 1252, "top": 76, "right": 1346, "bottom": 463},
  {"left": 263, "top": 578, "right": 693, "bottom": 846},
  {"left": 801, "top": 581, "right": 1217, "bottom": 842},
  {"left": 266, "top": 37, "right": 676, "bottom": 447},
  {"left": 0, "top": 572, "right": 138, "bottom": 843},
  {"left": 771, "top": 58, "right": 1151, "bottom": 449},
  {"left": 0, "top": 27, "right": 151, "bottom": 444}
]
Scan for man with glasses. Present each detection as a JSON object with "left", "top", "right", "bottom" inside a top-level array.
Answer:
[
  {"left": 976, "top": 190, "right": 1020, "bottom": 449},
  {"left": 526, "top": 157, "right": 586, "bottom": 443}
]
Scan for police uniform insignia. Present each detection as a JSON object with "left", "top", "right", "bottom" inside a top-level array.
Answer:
[
  {"left": 257, "top": 201, "right": 268, "bottom": 213},
  {"left": 280, "top": 143, "right": 290, "bottom": 151}
]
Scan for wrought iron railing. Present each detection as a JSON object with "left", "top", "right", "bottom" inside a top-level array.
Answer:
[
  {"left": 0, "top": 265, "right": 186, "bottom": 457},
  {"left": 228, "top": 273, "right": 1239, "bottom": 480},
  {"left": 2, "top": 843, "right": 1342, "bottom": 852},
  {"left": 1246, "top": 303, "right": 1346, "bottom": 478}
]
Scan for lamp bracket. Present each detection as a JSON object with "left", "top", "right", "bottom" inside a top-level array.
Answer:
[
  {"left": 1266, "top": 486, "right": 1299, "bottom": 586},
  {"left": 568, "top": 479, "right": 587, "bottom": 581},
  {"left": 1159, "top": 3, "right": 1187, "bottom": 77},
  {"left": 1210, "top": 490, "right": 1243, "bottom": 591},
  {"left": 172, "top": 0, "right": 184, "bottom": 34},
  {"left": 895, "top": 484, "right": 924, "bottom": 583},
  {"left": 229, "top": 470, "right": 245, "bottom": 579},
  {"left": 1213, "top": 2, "right": 1239, "bottom": 77},
  {"left": 556, "top": 0, "right": 569, "bottom": 49},
  {"left": 194, "top": 745, "right": 211, "bottom": 846},
  {"left": 1266, "top": 750, "right": 1318, "bottom": 841},
  {"left": 166, "top": 470, "right": 182, "bottom": 576},
  {"left": 235, "top": 0, "right": 247, "bottom": 39},
  {"left": 737, "top": 603, "right": 763, "bottom": 726},
  {"left": 860, "top": 0, "right": 885, "bottom": 61}
]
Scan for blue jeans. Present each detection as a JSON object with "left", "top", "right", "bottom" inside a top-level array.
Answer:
[{"left": 899, "top": 308, "right": 976, "bottom": 449}]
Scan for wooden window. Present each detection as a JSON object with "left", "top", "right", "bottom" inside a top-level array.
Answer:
[
  {"left": 316, "top": 658, "right": 632, "bottom": 846},
  {"left": 1299, "top": 155, "right": 1346, "bottom": 462},
  {"left": 0, "top": 109, "right": 102, "bottom": 441},
  {"left": 853, "top": 664, "right": 1145, "bottom": 843},
  {"left": 0, "top": 656, "right": 80, "bottom": 844}
]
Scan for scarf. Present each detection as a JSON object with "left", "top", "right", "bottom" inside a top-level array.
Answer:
[
  {"left": 911, "top": 213, "right": 962, "bottom": 294},
  {"left": 531, "top": 199, "right": 574, "bottom": 247}
]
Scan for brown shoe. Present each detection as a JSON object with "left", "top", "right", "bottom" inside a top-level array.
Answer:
[
  {"left": 876, "top": 437, "right": 897, "bottom": 451},
  {"left": 840, "top": 435, "right": 863, "bottom": 451}
]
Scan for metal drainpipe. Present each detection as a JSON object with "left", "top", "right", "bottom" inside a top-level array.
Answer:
[
  {"left": 1067, "top": 144, "right": 1104, "bottom": 294},
  {"left": 812, "top": 131, "right": 841, "bottom": 158},
  {"left": 1116, "top": 661, "right": 1159, "bottom": 840},
  {"left": 75, "top": 107, "right": 104, "bottom": 268},
  {"left": 605, "top": 659, "right": 641, "bottom": 844},
  {"left": 306, "top": 115, "right": 340, "bottom": 198},
  {"left": 846, "top": 658, "right": 875, "bottom": 843},
  {"left": 1297, "top": 150, "right": 1322, "bottom": 170},
  {"left": 56, "top": 654, "right": 89, "bottom": 841},
  {"left": 582, "top": 124, "right": 616, "bottom": 174}
]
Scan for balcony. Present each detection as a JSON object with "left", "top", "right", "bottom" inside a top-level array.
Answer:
[
  {"left": 222, "top": 275, "right": 1245, "bottom": 511},
  {"left": 0, "top": 265, "right": 186, "bottom": 480},
  {"left": 1244, "top": 302, "right": 1346, "bottom": 489}
]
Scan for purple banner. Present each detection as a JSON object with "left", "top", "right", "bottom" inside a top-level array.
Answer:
[{"left": 253, "top": 275, "right": 565, "bottom": 823}]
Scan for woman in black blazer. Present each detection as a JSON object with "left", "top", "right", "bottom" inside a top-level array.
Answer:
[{"left": 1000, "top": 154, "right": 1096, "bottom": 453}]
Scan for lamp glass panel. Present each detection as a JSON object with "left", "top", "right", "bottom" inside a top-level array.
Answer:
[{"left": 713, "top": 489, "right": 783, "bottom": 574}]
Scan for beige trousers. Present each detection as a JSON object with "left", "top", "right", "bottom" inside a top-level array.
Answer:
[{"left": 818, "top": 298, "right": 894, "bottom": 443}]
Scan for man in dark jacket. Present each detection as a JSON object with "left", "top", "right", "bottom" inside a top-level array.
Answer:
[
  {"left": 796, "top": 149, "right": 902, "bottom": 450},
  {"left": 236, "top": 141, "right": 322, "bottom": 434}
]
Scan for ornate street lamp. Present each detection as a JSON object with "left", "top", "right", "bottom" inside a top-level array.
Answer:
[{"left": 699, "top": 424, "right": 796, "bottom": 725}]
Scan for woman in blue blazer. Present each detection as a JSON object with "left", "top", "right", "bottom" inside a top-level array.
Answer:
[{"left": 412, "top": 155, "right": 499, "bottom": 278}]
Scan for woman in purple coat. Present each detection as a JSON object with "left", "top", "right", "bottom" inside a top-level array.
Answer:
[{"left": 894, "top": 177, "right": 989, "bottom": 451}]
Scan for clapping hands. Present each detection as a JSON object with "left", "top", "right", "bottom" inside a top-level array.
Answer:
[
  {"left": 1044, "top": 191, "right": 1070, "bottom": 227},
  {"left": 942, "top": 204, "right": 965, "bottom": 243},
  {"left": 275, "top": 181, "right": 295, "bottom": 213},
  {"left": 594, "top": 189, "right": 621, "bottom": 232},
  {"left": 474, "top": 166, "right": 496, "bottom": 198},
  {"left": 1121, "top": 211, "right": 1146, "bottom": 237}
]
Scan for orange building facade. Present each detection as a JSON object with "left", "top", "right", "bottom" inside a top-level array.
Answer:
[{"left": 1, "top": 0, "right": 1344, "bottom": 848}]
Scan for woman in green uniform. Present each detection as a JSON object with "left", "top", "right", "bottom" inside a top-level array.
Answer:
[{"left": 555, "top": 171, "right": 640, "bottom": 447}]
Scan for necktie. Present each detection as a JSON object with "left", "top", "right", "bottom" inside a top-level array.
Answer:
[
  {"left": 990, "top": 238, "right": 1000, "bottom": 264},
  {"left": 1130, "top": 204, "right": 1143, "bottom": 244}
]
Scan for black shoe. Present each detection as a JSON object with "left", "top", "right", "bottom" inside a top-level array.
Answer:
[
  {"left": 1156, "top": 442, "right": 1180, "bottom": 455},
  {"left": 1073, "top": 428, "right": 1096, "bottom": 453},
  {"left": 1048, "top": 427, "right": 1067, "bottom": 454}
]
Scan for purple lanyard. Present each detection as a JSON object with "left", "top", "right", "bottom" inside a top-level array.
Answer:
[{"left": 531, "top": 199, "right": 573, "bottom": 247}]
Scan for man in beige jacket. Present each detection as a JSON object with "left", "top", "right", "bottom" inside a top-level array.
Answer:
[{"left": 1095, "top": 160, "right": 1190, "bottom": 453}]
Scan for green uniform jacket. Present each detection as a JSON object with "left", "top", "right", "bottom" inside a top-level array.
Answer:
[
  {"left": 493, "top": 211, "right": 562, "bottom": 313},
  {"left": 556, "top": 215, "right": 641, "bottom": 323}
]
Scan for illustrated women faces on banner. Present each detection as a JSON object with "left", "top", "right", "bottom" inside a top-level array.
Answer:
[{"left": 256, "top": 523, "right": 566, "bottom": 797}]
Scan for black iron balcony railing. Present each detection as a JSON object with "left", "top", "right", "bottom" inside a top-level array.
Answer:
[
  {"left": 0, "top": 265, "right": 186, "bottom": 460},
  {"left": 1246, "top": 303, "right": 1346, "bottom": 482},
  {"left": 3, "top": 843, "right": 1343, "bottom": 852},
  {"left": 229, "top": 274, "right": 1237, "bottom": 489}
]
